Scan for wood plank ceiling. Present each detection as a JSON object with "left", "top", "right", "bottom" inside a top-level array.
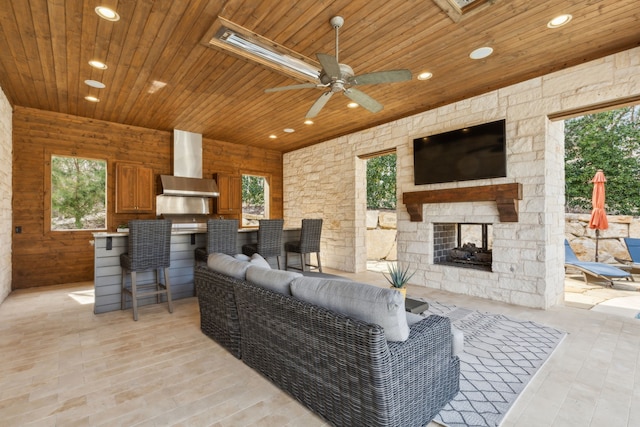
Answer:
[{"left": 0, "top": 0, "right": 638, "bottom": 153}]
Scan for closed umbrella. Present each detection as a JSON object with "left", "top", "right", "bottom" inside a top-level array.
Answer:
[{"left": 588, "top": 169, "right": 608, "bottom": 262}]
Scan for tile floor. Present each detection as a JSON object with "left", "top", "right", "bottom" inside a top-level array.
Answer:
[{"left": 1, "top": 269, "right": 640, "bottom": 426}]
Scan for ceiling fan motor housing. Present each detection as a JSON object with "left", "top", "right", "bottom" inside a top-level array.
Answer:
[{"left": 319, "top": 63, "right": 354, "bottom": 88}]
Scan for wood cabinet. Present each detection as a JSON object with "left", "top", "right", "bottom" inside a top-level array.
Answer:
[
  {"left": 213, "top": 172, "right": 242, "bottom": 216},
  {"left": 115, "top": 163, "right": 154, "bottom": 213}
]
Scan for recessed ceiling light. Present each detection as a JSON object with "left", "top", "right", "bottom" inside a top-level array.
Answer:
[
  {"left": 347, "top": 102, "right": 359, "bottom": 109},
  {"left": 95, "top": 6, "right": 120, "bottom": 22},
  {"left": 269, "top": 134, "right": 277, "bottom": 139},
  {"left": 84, "top": 96, "right": 100, "bottom": 102},
  {"left": 304, "top": 119, "right": 314, "bottom": 125},
  {"left": 417, "top": 71, "right": 433, "bottom": 80},
  {"left": 469, "top": 46, "right": 493, "bottom": 60},
  {"left": 148, "top": 80, "right": 167, "bottom": 94},
  {"left": 547, "top": 14, "right": 572, "bottom": 28},
  {"left": 84, "top": 79, "right": 105, "bottom": 89},
  {"left": 283, "top": 128, "right": 295, "bottom": 133},
  {"left": 88, "top": 60, "right": 108, "bottom": 70}
]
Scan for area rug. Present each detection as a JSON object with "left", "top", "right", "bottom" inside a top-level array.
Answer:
[{"left": 422, "top": 301, "right": 566, "bottom": 427}]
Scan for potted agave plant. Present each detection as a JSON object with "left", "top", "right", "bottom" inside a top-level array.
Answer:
[{"left": 383, "top": 262, "right": 415, "bottom": 297}]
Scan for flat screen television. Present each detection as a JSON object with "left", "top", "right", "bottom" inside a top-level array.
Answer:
[{"left": 413, "top": 119, "right": 506, "bottom": 185}]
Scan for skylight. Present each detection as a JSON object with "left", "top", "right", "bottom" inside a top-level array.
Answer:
[
  {"left": 432, "top": 0, "right": 494, "bottom": 22},
  {"left": 205, "top": 17, "right": 320, "bottom": 83}
]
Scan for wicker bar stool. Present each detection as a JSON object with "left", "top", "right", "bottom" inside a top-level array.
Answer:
[
  {"left": 242, "top": 219, "right": 284, "bottom": 269},
  {"left": 285, "top": 218, "right": 323, "bottom": 272},
  {"left": 120, "top": 219, "right": 173, "bottom": 321},
  {"left": 194, "top": 219, "right": 238, "bottom": 265}
]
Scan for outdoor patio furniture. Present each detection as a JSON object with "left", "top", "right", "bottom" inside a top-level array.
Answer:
[
  {"left": 242, "top": 219, "right": 284, "bottom": 269},
  {"left": 120, "top": 219, "right": 173, "bottom": 321},
  {"left": 194, "top": 219, "right": 238, "bottom": 265},
  {"left": 613, "top": 237, "right": 640, "bottom": 275},
  {"left": 564, "top": 239, "right": 633, "bottom": 286},
  {"left": 284, "top": 218, "right": 323, "bottom": 272}
]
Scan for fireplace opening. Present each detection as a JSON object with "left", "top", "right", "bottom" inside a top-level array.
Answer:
[{"left": 433, "top": 223, "right": 493, "bottom": 271}]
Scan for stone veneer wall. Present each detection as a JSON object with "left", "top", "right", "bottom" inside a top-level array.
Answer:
[
  {"left": 284, "top": 47, "right": 640, "bottom": 309},
  {"left": 0, "top": 86, "right": 11, "bottom": 304}
]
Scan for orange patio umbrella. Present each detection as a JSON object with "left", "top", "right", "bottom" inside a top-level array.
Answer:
[{"left": 588, "top": 169, "right": 608, "bottom": 262}]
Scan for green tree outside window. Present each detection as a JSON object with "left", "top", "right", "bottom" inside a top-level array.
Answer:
[
  {"left": 367, "top": 153, "right": 397, "bottom": 210},
  {"left": 565, "top": 106, "right": 640, "bottom": 215},
  {"left": 51, "top": 155, "right": 107, "bottom": 230}
]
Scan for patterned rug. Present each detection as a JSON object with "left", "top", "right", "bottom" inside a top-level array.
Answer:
[{"left": 424, "top": 301, "right": 567, "bottom": 427}]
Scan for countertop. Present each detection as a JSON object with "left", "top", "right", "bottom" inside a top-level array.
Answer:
[{"left": 92, "top": 227, "right": 300, "bottom": 238}]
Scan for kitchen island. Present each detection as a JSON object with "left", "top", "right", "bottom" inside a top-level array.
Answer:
[{"left": 92, "top": 227, "right": 300, "bottom": 314}]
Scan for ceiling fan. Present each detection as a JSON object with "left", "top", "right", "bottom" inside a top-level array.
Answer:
[{"left": 264, "top": 16, "right": 412, "bottom": 119}]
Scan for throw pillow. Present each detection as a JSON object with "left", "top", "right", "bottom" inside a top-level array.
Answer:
[
  {"left": 234, "top": 253, "right": 250, "bottom": 262},
  {"left": 250, "top": 253, "right": 271, "bottom": 269},
  {"left": 290, "top": 277, "right": 410, "bottom": 342},
  {"left": 246, "top": 266, "right": 302, "bottom": 295},
  {"left": 207, "top": 253, "right": 250, "bottom": 280}
]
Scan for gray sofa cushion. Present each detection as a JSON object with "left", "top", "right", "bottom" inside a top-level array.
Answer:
[
  {"left": 249, "top": 253, "right": 271, "bottom": 269},
  {"left": 290, "top": 277, "right": 410, "bottom": 342},
  {"left": 234, "top": 253, "right": 250, "bottom": 261},
  {"left": 207, "top": 253, "right": 250, "bottom": 280},
  {"left": 246, "top": 266, "right": 301, "bottom": 295}
]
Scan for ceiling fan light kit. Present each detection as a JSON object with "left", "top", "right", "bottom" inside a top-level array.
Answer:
[{"left": 264, "top": 16, "right": 412, "bottom": 119}]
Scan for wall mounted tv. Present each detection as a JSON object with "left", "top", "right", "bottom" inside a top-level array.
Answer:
[{"left": 413, "top": 119, "right": 506, "bottom": 185}]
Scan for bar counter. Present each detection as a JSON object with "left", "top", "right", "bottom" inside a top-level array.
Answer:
[{"left": 92, "top": 227, "right": 300, "bottom": 314}]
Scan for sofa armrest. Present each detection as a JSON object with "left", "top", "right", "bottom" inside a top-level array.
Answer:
[
  {"left": 194, "top": 265, "right": 243, "bottom": 358},
  {"left": 386, "top": 315, "right": 460, "bottom": 425}
]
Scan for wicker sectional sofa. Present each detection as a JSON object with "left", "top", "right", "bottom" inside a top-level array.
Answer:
[{"left": 194, "top": 254, "right": 460, "bottom": 427}]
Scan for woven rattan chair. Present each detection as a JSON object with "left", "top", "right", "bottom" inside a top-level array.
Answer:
[
  {"left": 120, "top": 219, "right": 173, "bottom": 321},
  {"left": 194, "top": 219, "right": 238, "bottom": 265},
  {"left": 285, "top": 218, "right": 323, "bottom": 272},
  {"left": 242, "top": 219, "right": 284, "bottom": 269}
]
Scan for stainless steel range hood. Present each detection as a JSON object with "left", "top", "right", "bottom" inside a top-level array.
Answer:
[
  {"left": 156, "top": 129, "right": 218, "bottom": 218},
  {"left": 159, "top": 175, "right": 218, "bottom": 197},
  {"left": 158, "top": 129, "right": 219, "bottom": 198}
]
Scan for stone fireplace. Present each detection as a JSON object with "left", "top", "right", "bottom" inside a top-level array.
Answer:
[{"left": 433, "top": 223, "right": 493, "bottom": 271}]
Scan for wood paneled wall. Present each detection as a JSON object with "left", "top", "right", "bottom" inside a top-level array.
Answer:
[{"left": 12, "top": 107, "right": 283, "bottom": 289}]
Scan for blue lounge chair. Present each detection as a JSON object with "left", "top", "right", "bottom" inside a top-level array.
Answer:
[
  {"left": 615, "top": 237, "right": 640, "bottom": 274},
  {"left": 564, "top": 239, "right": 633, "bottom": 286}
]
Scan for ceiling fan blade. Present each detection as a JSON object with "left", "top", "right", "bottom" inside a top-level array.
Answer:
[
  {"left": 348, "top": 69, "right": 412, "bottom": 86},
  {"left": 344, "top": 88, "right": 383, "bottom": 113},
  {"left": 264, "top": 83, "right": 319, "bottom": 93},
  {"left": 306, "top": 91, "right": 333, "bottom": 118},
  {"left": 316, "top": 53, "right": 341, "bottom": 79}
]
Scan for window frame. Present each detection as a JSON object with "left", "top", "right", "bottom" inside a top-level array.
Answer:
[
  {"left": 240, "top": 171, "right": 271, "bottom": 228},
  {"left": 45, "top": 149, "right": 109, "bottom": 234}
]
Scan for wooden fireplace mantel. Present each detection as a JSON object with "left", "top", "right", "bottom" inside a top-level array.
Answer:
[{"left": 402, "top": 183, "right": 523, "bottom": 222}]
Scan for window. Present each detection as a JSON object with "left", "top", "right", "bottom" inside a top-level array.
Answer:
[
  {"left": 50, "top": 155, "right": 107, "bottom": 231},
  {"left": 241, "top": 174, "right": 269, "bottom": 227}
]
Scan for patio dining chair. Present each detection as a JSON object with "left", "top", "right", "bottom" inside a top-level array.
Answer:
[
  {"left": 194, "top": 219, "right": 238, "bottom": 265},
  {"left": 284, "top": 218, "right": 323, "bottom": 272},
  {"left": 242, "top": 219, "right": 284, "bottom": 269}
]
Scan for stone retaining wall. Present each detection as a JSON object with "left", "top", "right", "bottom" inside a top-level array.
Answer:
[
  {"left": 366, "top": 210, "right": 397, "bottom": 261},
  {"left": 565, "top": 213, "right": 640, "bottom": 263}
]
